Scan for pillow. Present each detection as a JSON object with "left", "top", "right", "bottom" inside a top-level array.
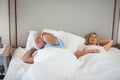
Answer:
[
  {"left": 43, "top": 29, "right": 85, "bottom": 53},
  {"left": 64, "top": 32, "right": 85, "bottom": 53},
  {"left": 25, "top": 29, "right": 85, "bottom": 53},
  {"left": 25, "top": 31, "right": 38, "bottom": 50},
  {"left": 25, "top": 29, "right": 65, "bottom": 50}
]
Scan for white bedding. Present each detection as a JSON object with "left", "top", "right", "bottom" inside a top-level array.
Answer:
[
  {"left": 4, "top": 47, "right": 120, "bottom": 80},
  {"left": 4, "top": 47, "right": 31, "bottom": 80}
]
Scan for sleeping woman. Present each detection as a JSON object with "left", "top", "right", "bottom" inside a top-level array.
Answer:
[{"left": 75, "top": 32, "right": 113, "bottom": 58}]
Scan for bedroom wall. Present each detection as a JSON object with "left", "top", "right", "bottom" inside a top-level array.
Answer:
[
  {"left": 0, "top": 0, "right": 10, "bottom": 44},
  {"left": 16, "top": 0, "right": 115, "bottom": 47}
]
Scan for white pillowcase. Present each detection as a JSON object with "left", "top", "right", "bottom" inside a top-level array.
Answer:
[
  {"left": 25, "top": 31, "right": 38, "bottom": 50},
  {"left": 43, "top": 29, "right": 85, "bottom": 53},
  {"left": 64, "top": 32, "right": 85, "bottom": 53},
  {"left": 25, "top": 29, "right": 85, "bottom": 53},
  {"left": 25, "top": 29, "right": 65, "bottom": 50}
]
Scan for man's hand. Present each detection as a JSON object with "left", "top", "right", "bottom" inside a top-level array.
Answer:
[{"left": 30, "top": 47, "right": 36, "bottom": 52}]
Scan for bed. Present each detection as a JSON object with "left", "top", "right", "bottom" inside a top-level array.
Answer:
[{"left": 4, "top": 29, "right": 120, "bottom": 80}]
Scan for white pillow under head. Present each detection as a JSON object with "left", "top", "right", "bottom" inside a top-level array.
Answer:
[
  {"left": 25, "top": 31, "right": 38, "bottom": 50},
  {"left": 25, "top": 29, "right": 85, "bottom": 53},
  {"left": 43, "top": 29, "right": 85, "bottom": 53},
  {"left": 64, "top": 32, "right": 85, "bottom": 53}
]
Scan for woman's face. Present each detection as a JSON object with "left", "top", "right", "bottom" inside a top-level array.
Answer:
[{"left": 88, "top": 34, "right": 98, "bottom": 45}]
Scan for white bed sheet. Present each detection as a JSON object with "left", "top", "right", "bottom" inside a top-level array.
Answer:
[
  {"left": 4, "top": 47, "right": 120, "bottom": 80},
  {"left": 4, "top": 47, "right": 31, "bottom": 80}
]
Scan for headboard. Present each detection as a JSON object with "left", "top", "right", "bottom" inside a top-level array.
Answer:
[{"left": 15, "top": 0, "right": 115, "bottom": 47}]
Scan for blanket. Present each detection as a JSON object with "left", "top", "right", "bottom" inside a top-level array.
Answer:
[{"left": 21, "top": 47, "right": 120, "bottom": 80}]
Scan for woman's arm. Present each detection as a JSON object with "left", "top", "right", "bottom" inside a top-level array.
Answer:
[
  {"left": 99, "top": 40, "right": 113, "bottom": 51},
  {"left": 75, "top": 49, "right": 100, "bottom": 58}
]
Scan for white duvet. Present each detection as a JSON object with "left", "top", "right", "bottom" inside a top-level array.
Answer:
[
  {"left": 4, "top": 47, "right": 120, "bottom": 80},
  {"left": 21, "top": 47, "right": 120, "bottom": 80}
]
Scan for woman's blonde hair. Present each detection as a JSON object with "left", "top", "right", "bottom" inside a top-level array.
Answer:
[{"left": 85, "top": 32, "right": 99, "bottom": 45}]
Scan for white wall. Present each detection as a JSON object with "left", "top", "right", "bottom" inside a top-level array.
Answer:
[
  {"left": 0, "top": 0, "right": 117, "bottom": 47},
  {"left": 0, "top": 0, "right": 10, "bottom": 44},
  {"left": 16, "top": 0, "right": 115, "bottom": 47}
]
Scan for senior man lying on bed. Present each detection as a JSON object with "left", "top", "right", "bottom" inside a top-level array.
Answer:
[{"left": 22, "top": 32, "right": 64, "bottom": 64}]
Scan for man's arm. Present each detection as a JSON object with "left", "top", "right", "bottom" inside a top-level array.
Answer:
[
  {"left": 22, "top": 47, "right": 36, "bottom": 64},
  {"left": 41, "top": 32, "right": 58, "bottom": 44}
]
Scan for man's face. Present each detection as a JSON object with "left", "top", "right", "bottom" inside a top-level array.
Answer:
[{"left": 35, "top": 33, "right": 45, "bottom": 49}]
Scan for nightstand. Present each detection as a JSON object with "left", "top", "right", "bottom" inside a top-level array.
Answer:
[{"left": 0, "top": 45, "right": 11, "bottom": 74}]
